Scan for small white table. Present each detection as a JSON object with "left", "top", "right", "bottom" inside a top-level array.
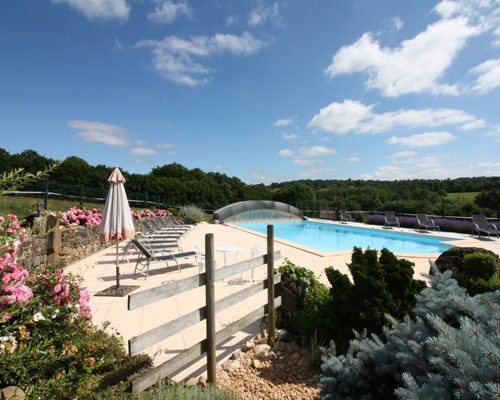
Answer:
[{"left": 215, "top": 245, "right": 241, "bottom": 266}]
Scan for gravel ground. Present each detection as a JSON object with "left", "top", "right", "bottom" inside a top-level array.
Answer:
[{"left": 216, "top": 345, "right": 321, "bottom": 400}]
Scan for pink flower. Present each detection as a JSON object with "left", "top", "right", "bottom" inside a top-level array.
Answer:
[{"left": 4, "top": 284, "right": 33, "bottom": 303}]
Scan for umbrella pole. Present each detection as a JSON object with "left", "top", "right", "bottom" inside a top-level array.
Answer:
[{"left": 116, "top": 238, "right": 120, "bottom": 288}]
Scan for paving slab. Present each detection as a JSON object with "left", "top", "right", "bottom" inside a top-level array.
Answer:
[{"left": 65, "top": 220, "right": 500, "bottom": 384}]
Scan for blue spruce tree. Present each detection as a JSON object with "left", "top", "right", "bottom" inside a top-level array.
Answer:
[{"left": 318, "top": 266, "right": 500, "bottom": 400}]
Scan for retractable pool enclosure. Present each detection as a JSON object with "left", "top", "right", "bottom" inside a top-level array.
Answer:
[{"left": 213, "top": 200, "right": 304, "bottom": 223}]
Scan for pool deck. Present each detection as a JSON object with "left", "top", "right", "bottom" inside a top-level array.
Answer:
[{"left": 66, "top": 220, "right": 500, "bottom": 383}]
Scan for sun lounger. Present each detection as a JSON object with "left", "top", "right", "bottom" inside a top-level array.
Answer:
[
  {"left": 131, "top": 238, "right": 196, "bottom": 278},
  {"left": 416, "top": 214, "right": 440, "bottom": 232},
  {"left": 140, "top": 220, "right": 185, "bottom": 238},
  {"left": 384, "top": 211, "right": 400, "bottom": 228},
  {"left": 121, "top": 234, "right": 181, "bottom": 261},
  {"left": 472, "top": 215, "right": 499, "bottom": 239},
  {"left": 144, "top": 219, "right": 187, "bottom": 235},
  {"left": 339, "top": 209, "right": 353, "bottom": 223}
]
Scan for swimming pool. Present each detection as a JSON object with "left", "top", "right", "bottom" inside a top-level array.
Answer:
[{"left": 236, "top": 220, "right": 455, "bottom": 254}]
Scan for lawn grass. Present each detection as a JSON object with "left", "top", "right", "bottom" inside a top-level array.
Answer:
[
  {"left": 0, "top": 194, "right": 104, "bottom": 216},
  {"left": 446, "top": 192, "right": 479, "bottom": 204}
]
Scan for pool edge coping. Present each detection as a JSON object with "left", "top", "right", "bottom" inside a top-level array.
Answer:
[{"left": 225, "top": 220, "right": 475, "bottom": 259}]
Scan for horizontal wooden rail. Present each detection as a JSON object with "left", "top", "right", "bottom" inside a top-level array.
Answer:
[
  {"left": 128, "top": 251, "right": 281, "bottom": 310},
  {"left": 131, "top": 296, "right": 282, "bottom": 394},
  {"left": 129, "top": 274, "right": 281, "bottom": 355}
]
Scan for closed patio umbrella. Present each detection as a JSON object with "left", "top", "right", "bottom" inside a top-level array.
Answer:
[{"left": 99, "top": 167, "right": 135, "bottom": 288}]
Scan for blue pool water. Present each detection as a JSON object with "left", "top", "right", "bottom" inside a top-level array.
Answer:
[{"left": 237, "top": 220, "right": 454, "bottom": 254}]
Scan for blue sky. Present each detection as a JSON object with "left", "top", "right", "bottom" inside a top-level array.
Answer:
[{"left": 1, "top": 0, "right": 499, "bottom": 183}]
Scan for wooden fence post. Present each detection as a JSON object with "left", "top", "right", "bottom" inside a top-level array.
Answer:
[
  {"left": 266, "top": 225, "right": 275, "bottom": 339},
  {"left": 46, "top": 214, "right": 61, "bottom": 265},
  {"left": 205, "top": 233, "right": 216, "bottom": 384}
]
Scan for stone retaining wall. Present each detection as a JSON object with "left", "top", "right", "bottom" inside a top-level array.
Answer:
[{"left": 18, "top": 219, "right": 144, "bottom": 269}]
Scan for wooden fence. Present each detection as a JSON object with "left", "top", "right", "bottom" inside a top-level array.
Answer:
[{"left": 127, "top": 225, "right": 282, "bottom": 393}]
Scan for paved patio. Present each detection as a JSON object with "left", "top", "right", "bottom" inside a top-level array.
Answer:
[{"left": 65, "top": 220, "right": 500, "bottom": 382}]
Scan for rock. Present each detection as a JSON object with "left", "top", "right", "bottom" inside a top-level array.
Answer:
[
  {"left": 290, "top": 352, "right": 301, "bottom": 362},
  {"left": 230, "top": 349, "right": 241, "bottom": 360},
  {"left": 197, "top": 377, "right": 207, "bottom": 387},
  {"left": 266, "top": 351, "right": 277, "bottom": 361},
  {"left": 297, "top": 355, "right": 308, "bottom": 367},
  {"left": 252, "top": 359, "right": 262, "bottom": 369},
  {"left": 279, "top": 330, "right": 297, "bottom": 343},
  {"left": 242, "top": 340, "right": 255, "bottom": 352},
  {"left": 253, "top": 344, "right": 271, "bottom": 358},
  {"left": 284, "top": 342, "right": 300, "bottom": 354},
  {"left": 0, "top": 387, "right": 25, "bottom": 400},
  {"left": 222, "top": 359, "right": 241, "bottom": 372},
  {"left": 257, "top": 337, "right": 268, "bottom": 345},
  {"left": 185, "top": 378, "right": 198, "bottom": 387}
]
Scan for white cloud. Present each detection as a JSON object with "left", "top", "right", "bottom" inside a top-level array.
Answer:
[
  {"left": 148, "top": 0, "right": 192, "bottom": 24},
  {"left": 390, "top": 150, "right": 418, "bottom": 159},
  {"left": 69, "top": 120, "right": 129, "bottom": 146},
  {"left": 325, "top": 18, "right": 478, "bottom": 96},
  {"left": 392, "top": 16, "right": 404, "bottom": 31},
  {"left": 249, "top": 170, "right": 278, "bottom": 184},
  {"left": 298, "top": 167, "right": 337, "bottom": 178},
  {"left": 461, "top": 119, "right": 486, "bottom": 130},
  {"left": 363, "top": 157, "right": 444, "bottom": 179},
  {"left": 226, "top": 15, "right": 238, "bottom": 27},
  {"left": 434, "top": 0, "right": 500, "bottom": 45},
  {"left": 51, "top": 0, "right": 130, "bottom": 20},
  {"left": 308, "top": 100, "right": 373, "bottom": 134},
  {"left": 114, "top": 38, "right": 124, "bottom": 50},
  {"left": 300, "top": 145, "right": 336, "bottom": 157},
  {"left": 479, "top": 161, "right": 500, "bottom": 168},
  {"left": 248, "top": 2, "right": 283, "bottom": 27},
  {"left": 387, "top": 131, "right": 455, "bottom": 147},
  {"left": 279, "top": 148, "right": 294, "bottom": 157},
  {"left": 469, "top": 58, "right": 500, "bottom": 94},
  {"left": 293, "top": 158, "right": 319, "bottom": 166},
  {"left": 307, "top": 99, "right": 483, "bottom": 134},
  {"left": 282, "top": 132, "right": 299, "bottom": 140},
  {"left": 274, "top": 118, "right": 293, "bottom": 127},
  {"left": 136, "top": 32, "right": 266, "bottom": 85},
  {"left": 129, "top": 159, "right": 152, "bottom": 165},
  {"left": 130, "top": 147, "right": 157, "bottom": 156},
  {"left": 348, "top": 156, "right": 360, "bottom": 162},
  {"left": 158, "top": 143, "right": 174, "bottom": 149}
]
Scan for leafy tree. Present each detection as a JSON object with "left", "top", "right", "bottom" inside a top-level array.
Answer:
[
  {"left": 475, "top": 189, "right": 500, "bottom": 212},
  {"left": 273, "top": 182, "right": 317, "bottom": 211}
]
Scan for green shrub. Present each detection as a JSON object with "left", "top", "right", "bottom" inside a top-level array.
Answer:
[
  {"left": 167, "top": 207, "right": 178, "bottom": 216},
  {"left": 178, "top": 205, "right": 205, "bottom": 224},
  {"left": 435, "top": 248, "right": 499, "bottom": 295},
  {"left": 434, "top": 246, "right": 498, "bottom": 275},
  {"left": 276, "top": 259, "right": 329, "bottom": 339},
  {"left": 0, "top": 260, "right": 152, "bottom": 399},
  {"left": 136, "top": 380, "right": 239, "bottom": 399},
  {"left": 463, "top": 252, "right": 498, "bottom": 280},
  {"left": 323, "top": 247, "right": 426, "bottom": 354},
  {"left": 318, "top": 268, "right": 500, "bottom": 400}
]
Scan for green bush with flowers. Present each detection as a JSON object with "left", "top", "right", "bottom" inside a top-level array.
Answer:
[{"left": 0, "top": 212, "right": 151, "bottom": 398}]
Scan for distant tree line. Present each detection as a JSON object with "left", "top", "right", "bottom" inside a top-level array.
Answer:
[{"left": 0, "top": 148, "right": 499, "bottom": 217}]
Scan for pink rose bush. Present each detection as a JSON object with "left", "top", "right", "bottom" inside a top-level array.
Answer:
[
  {"left": 58, "top": 207, "right": 102, "bottom": 228},
  {"left": 0, "top": 214, "right": 32, "bottom": 304},
  {"left": 130, "top": 208, "right": 171, "bottom": 220},
  {"left": 57, "top": 207, "right": 170, "bottom": 226},
  {"left": 0, "top": 212, "right": 121, "bottom": 397}
]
